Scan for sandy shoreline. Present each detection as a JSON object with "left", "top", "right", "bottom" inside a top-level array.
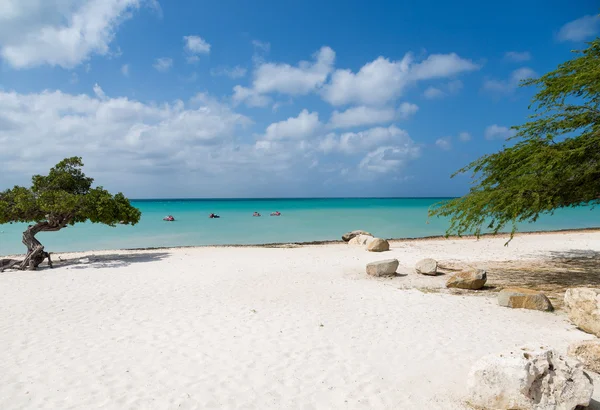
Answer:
[{"left": 1, "top": 231, "right": 599, "bottom": 409}]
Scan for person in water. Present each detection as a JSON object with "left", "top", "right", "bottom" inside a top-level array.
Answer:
[
  {"left": 253, "top": 212, "right": 261, "bottom": 217},
  {"left": 209, "top": 213, "right": 220, "bottom": 218},
  {"left": 270, "top": 211, "right": 281, "bottom": 216}
]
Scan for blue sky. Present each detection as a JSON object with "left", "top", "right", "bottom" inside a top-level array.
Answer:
[{"left": 0, "top": 1, "right": 598, "bottom": 198}]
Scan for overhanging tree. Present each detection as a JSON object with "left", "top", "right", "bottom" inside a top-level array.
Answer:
[
  {"left": 0, "top": 157, "right": 141, "bottom": 271},
  {"left": 429, "top": 39, "right": 600, "bottom": 240}
]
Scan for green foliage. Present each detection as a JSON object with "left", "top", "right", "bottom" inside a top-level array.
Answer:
[
  {"left": 429, "top": 39, "right": 600, "bottom": 239},
  {"left": 0, "top": 157, "right": 141, "bottom": 227}
]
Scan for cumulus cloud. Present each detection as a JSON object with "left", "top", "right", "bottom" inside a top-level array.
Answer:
[
  {"left": 323, "top": 52, "right": 478, "bottom": 106},
  {"left": 211, "top": 66, "right": 247, "bottom": 79},
  {"left": 153, "top": 57, "right": 173, "bottom": 72},
  {"left": 483, "top": 67, "right": 537, "bottom": 94},
  {"left": 318, "top": 125, "right": 416, "bottom": 157},
  {"left": 0, "top": 0, "right": 149, "bottom": 69},
  {"left": 458, "top": 132, "right": 472, "bottom": 142},
  {"left": 423, "top": 80, "right": 463, "bottom": 100},
  {"left": 504, "top": 51, "right": 531, "bottom": 62},
  {"left": 484, "top": 124, "right": 516, "bottom": 140},
  {"left": 435, "top": 137, "right": 452, "bottom": 150},
  {"left": 232, "top": 85, "right": 271, "bottom": 107},
  {"left": 263, "top": 109, "right": 321, "bottom": 140},
  {"left": 557, "top": 15, "right": 600, "bottom": 42},
  {"left": 359, "top": 144, "right": 420, "bottom": 174},
  {"left": 184, "top": 35, "right": 210, "bottom": 62},
  {"left": 328, "top": 103, "right": 417, "bottom": 129},
  {"left": 232, "top": 46, "right": 335, "bottom": 107}
]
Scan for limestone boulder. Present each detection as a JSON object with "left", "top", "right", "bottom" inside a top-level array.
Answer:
[
  {"left": 348, "top": 234, "right": 374, "bottom": 246},
  {"left": 342, "top": 230, "right": 372, "bottom": 242},
  {"left": 568, "top": 340, "right": 600, "bottom": 374},
  {"left": 367, "top": 238, "right": 390, "bottom": 252},
  {"left": 564, "top": 287, "right": 600, "bottom": 337},
  {"left": 415, "top": 258, "right": 437, "bottom": 276},
  {"left": 467, "top": 345, "right": 593, "bottom": 410},
  {"left": 498, "top": 288, "right": 554, "bottom": 311},
  {"left": 446, "top": 269, "right": 486, "bottom": 290},
  {"left": 366, "top": 259, "right": 399, "bottom": 277}
]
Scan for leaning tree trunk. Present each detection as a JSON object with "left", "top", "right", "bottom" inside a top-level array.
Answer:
[{"left": 0, "top": 222, "right": 57, "bottom": 272}]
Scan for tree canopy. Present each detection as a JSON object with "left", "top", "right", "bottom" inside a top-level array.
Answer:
[
  {"left": 429, "top": 39, "right": 600, "bottom": 239},
  {"left": 0, "top": 157, "right": 141, "bottom": 270}
]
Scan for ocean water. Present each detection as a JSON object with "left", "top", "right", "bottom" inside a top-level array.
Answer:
[{"left": 1, "top": 198, "right": 599, "bottom": 255}]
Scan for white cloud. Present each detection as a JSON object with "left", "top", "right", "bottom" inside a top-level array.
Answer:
[
  {"left": 211, "top": 66, "right": 247, "bottom": 79},
  {"left": 254, "top": 46, "right": 335, "bottom": 95},
  {"left": 557, "top": 15, "right": 600, "bottom": 42},
  {"left": 0, "top": 0, "right": 147, "bottom": 69},
  {"left": 359, "top": 144, "right": 420, "bottom": 174},
  {"left": 232, "top": 85, "right": 271, "bottom": 107},
  {"left": 483, "top": 67, "right": 537, "bottom": 94},
  {"left": 233, "top": 46, "right": 335, "bottom": 107},
  {"left": 323, "top": 52, "right": 479, "bottom": 106},
  {"left": 183, "top": 35, "right": 210, "bottom": 63},
  {"left": 423, "top": 80, "right": 463, "bottom": 100},
  {"left": 458, "top": 132, "right": 471, "bottom": 142},
  {"left": 435, "top": 137, "right": 452, "bottom": 150},
  {"left": 153, "top": 57, "right": 173, "bottom": 72},
  {"left": 504, "top": 51, "right": 531, "bottom": 62},
  {"left": 121, "top": 64, "right": 129, "bottom": 76},
  {"left": 263, "top": 109, "right": 321, "bottom": 140},
  {"left": 92, "top": 83, "right": 106, "bottom": 100},
  {"left": 485, "top": 124, "right": 516, "bottom": 140},
  {"left": 423, "top": 87, "right": 445, "bottom": 99},
  {"left": 0, "top": 88, "right": 264, "bottom": 190},
  {"left": 328, "top": 103, "right": 417, "bottom": 129},
  {"left": 398, "top": 102, "right": 419, "bottom": 119},
  {"left": 319, "top": 125, "right": 415, "bottom": 157}
]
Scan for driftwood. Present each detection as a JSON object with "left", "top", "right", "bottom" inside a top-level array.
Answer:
[{"left": 0, "top": 222, "right": 60, "bottom": 272}]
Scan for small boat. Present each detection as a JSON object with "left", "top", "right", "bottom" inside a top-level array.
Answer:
[{"left": 163, "top": 215, "right": 175, "bottom": 221}]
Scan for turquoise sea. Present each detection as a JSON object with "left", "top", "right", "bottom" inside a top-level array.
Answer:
[{"left": 1, "top": 198, "right": 599, "bottom": 256}]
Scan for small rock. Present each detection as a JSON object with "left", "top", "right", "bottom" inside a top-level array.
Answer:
[
  {"left": 342, "top": 230, "right": 372, "bottom": 242},
  {"left": 568, "top": 340, "right": 600, "bottom": 374},
  {"left": 367, "top": 238, "right": 390, "bottom": 252},
  {"left": 467, "top": 345, "right": 593, "bottom": 410},
  {"left": 498, "top": 288, "right": 554, "bottom": 311},
  {"left": 366, "top": 259, "right": 399, "bottom": 277},
  {"left": 446, "top": 269, "right": 486, "bottom": 290},
  {"left": 415, "top": 258, "right": 438, "bottom": 276},
  {"left": 564, "top": 287, "right": 600, "bottom": 337},
  {"left": 348, "top": 234, "right": 374, "bottom": 245}
]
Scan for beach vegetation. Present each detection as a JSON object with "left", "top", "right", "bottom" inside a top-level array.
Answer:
[
  {"left": 0, "top": 157, "right": 141, "bottom": 271},
  {"left": 430, "top": 39, "right": 600, "bottom": 241}
]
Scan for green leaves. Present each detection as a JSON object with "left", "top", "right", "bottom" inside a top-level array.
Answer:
[
  {"left": 0, "top": 158, "right": 141, "bottom": 227},
  {"left": 430, "top": 39, "right": 600, "bottom": 240}
]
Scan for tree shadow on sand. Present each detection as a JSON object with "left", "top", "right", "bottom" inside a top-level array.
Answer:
[
  {"left": 41, "top": 251, "right": 171, "bottom": 271},
  {"left": 477, "top": 249, "right": 600, "bottom": 309}
]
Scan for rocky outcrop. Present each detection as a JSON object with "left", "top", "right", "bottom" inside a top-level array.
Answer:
[
  {"left": 342, "top": 230, "right": 372, "bottom": 242},
  {"left": 367, "top": 238, "right": 390, "bottom": 252},
  {"left": 568, "top": 340, "right": 600, "bottom": 374},
  {"left": 564, "top": 288, "right": 600, "bottom": 337},
  {"left": 498, "top": 288, "right": 554, "bottom": 311},
  {"left": 467, "top": 346, "right": 593, "bottom": 410},
  {"left": 445, "top": 269, "right": 486, "bottom": 290},
  {"left": 366, "top": 259, "right": 399, "bottom": 277},
  {"left": 415, "top": 258, "right": 437, "bottom": 276},
  {"left": 348, "top": 234, "right": 374, "bottom": 245}
]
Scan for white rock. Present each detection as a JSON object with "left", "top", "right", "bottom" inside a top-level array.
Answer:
[
  {"left": 366, "top": 259, "right": 399, "bottom": 277},
  {"left": 564, "top": 287, "right": 600, "bottom": 337},
  {"left": 415, "top": 258, "right": 437, "bottom": 275},
  {"left": 348, "top": 234, "right": 374, "bottom": 245},
  {"left": 467, "top": 346, "right": 593, "bottom": 410}
]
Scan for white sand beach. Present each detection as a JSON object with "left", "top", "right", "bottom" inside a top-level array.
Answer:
[{"left": 1, "top": 231, "right": 599, "bottom": 409}]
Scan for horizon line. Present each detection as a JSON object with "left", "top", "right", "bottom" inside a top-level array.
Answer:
[{"left": 130, "top": 196, "right": 458, "bottom": 201}]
